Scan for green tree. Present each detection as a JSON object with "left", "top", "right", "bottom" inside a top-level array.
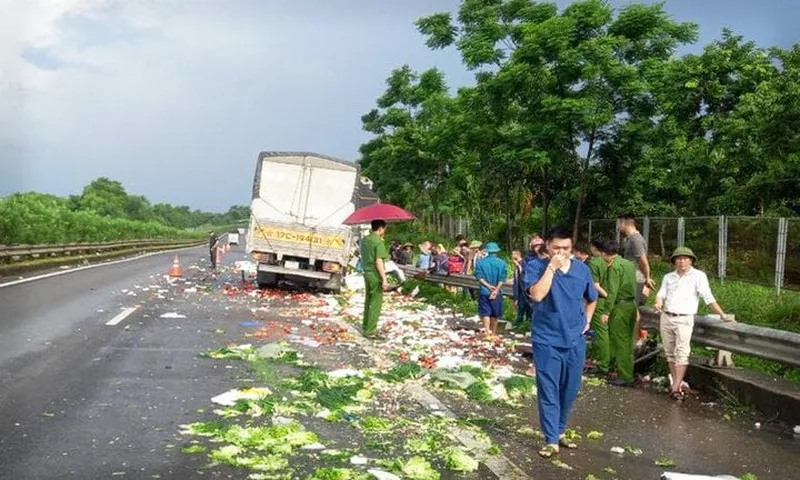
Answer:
[{"left": 416, "top": 0, "right": 697, "bottom": 238}]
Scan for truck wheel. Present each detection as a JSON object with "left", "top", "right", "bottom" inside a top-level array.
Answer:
[{"left": 257, "top": 272, "right": 277, "bottom": 289}]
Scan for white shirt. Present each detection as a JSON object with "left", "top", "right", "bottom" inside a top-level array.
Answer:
[{"left": 656, "top": 267, "right": 716, "bottom": 315}]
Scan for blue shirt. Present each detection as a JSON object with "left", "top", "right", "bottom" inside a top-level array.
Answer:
[
  {"left": 524, "top": 258, "right": 598, "bottom": 348},
  {"left": 474, "top": 254, "right": 507, "bottom": 296},
  {"left": 417, "top": 253, "right": 431, "bottom": 269}
]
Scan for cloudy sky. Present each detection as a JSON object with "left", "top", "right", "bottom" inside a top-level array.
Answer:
[{"left": 1, "top": 0, "right": 796, "bottom": 212}]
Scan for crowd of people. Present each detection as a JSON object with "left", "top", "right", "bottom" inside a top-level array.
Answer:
[{"left": 356, "top": 216, "right": 737, "bottom": 459}]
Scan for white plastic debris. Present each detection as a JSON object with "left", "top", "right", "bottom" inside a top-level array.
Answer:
[
  {"left": 349, "top": 455, "right": 369, "bottom": 465},
  {"left": 754, "top": 422, "right": 761, "bottom": 429},
  {"left": 301, "top": 443, "right": 326, "bottom": 450},
  {"left": 367, "top": 470, "right": 401, "bottom": 480},
  {"left": 210, "top": 387, "right": 271, "bottom": 406},
  {"left": 793, "top": 425, "right": 800, "bottom": 435},
  {"left": 272, "top": 416, "right": 293, "bottom": 426},
  {"left": 160, "top": 312, "right": 186, "bottom": 319},
  {"left": 610, "top": 447, "right": 625, "bottom": 455},
  {"left": 328, "top": 369, "right": 364, "bottom": 379},
  {"left": 660, "top": 474, "right": 738, "bottom": 480},
  {"left": 184, "top": 287, "right": 197, "bottom": 293}
]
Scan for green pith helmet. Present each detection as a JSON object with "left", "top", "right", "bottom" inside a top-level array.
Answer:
[{"left": 670, "top": 246, "right": 697, "bottom": 263}]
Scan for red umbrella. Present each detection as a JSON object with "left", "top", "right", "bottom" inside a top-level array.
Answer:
[{"left": 342, "top": 203, "right": 416, "bottom": 225}]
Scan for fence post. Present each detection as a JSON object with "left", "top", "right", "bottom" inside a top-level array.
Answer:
[
  {"left": 776, "top": 218, "right": 788, "bottom": 294},
  {"left": 615, "top": 220, "right": 620, "bottom": 244},
  {"left": 677, "top": 217, "right": 685, "bottom": 247},
  {"left": 642, "top": 216, "right": 650, "bottom": 254},
  {"left": 718, "top": 215, "right": 727, "bottom": 281},
  {"left": 588, "top": 220, "right": 593, "bottom": 242}
]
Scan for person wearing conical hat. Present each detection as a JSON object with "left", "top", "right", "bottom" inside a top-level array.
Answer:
[{"left": 654, "top": 246, "right": 735, "bottom": 400}]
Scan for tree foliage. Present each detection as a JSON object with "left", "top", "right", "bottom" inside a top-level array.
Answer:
[
  {"left": 359, "top": 0, "right": 800, "bottom": 246},
  {"left": 0, "top": 178, "right": 250, "bottom": 244}
]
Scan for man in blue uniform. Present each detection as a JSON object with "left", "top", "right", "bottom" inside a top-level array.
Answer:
[
  {"left": 525, "top": 227, "right": 598, "bottom": 458},
  {"left": 474, "top": 242, "right": 507, "bottom": 337}
]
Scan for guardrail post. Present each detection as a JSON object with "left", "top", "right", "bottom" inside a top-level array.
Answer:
[
  {"left": 707, "top": 349, "right": 735, "bottom": 368},
  {"left": 775, "top": 218, "right": 788, "bottom": 294},
  {"left": 677, "top": 217, "right": 685, "bottom": 247},
  {"left": 718, "top": 215, "right": 727, "bottom": 281},
  {"left": 587, "top": 220, "right": 593, "bottom": 242},
  {"left": 642, "top": 216, "right": 650, "bottom": 254},
  {"left": 615, "top": 220, "right": 620, "bottom": 244}
]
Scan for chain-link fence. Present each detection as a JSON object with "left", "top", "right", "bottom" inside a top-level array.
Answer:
[{"left": 584, "top": 215, "right": 798, "bottom": 293}]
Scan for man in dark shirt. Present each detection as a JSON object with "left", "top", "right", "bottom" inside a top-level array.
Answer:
[
  {"left": 525, "top": 227, "right": 598, "bottom": 458},
  {"left": 209, "top": 231, "right": 219, "bottom": 270}
]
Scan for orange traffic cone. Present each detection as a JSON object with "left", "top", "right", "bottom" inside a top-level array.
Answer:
[
  {"left": 225, "top": 243, "right": 231, "bottom": 254},
  {"left": 169, "top": 254, "right": 182, "bottom": 277},
  {"left": 215, "top": 245, "right": 222, "bottom": 267}
]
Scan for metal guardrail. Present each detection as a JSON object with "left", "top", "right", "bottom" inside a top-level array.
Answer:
[
  {"left": 398, "top": 265, "right": 800, "bottom": 368},
  {"left": 0, "top": 239, "right": 205, "bottom": 262}
]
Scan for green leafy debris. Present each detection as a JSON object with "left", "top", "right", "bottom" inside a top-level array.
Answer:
[
  {"left": 503, "top": 375, "right": 536, "bottom": 398},
  {"left": 587, "top": 430, "right": 604, "bottom": 440},
  {"left": 465, "top": 381, "right": 493, "bottom": 403},
  {"left": 200, "top": 345, "right": 255, "bottom": 360},
  {"left": 624, "top": 445, "right": 643, "bottom": 456},
  {"left": 655, "top": 457, "right": 678, "bottom": 467},
  {"left": 441, "top": 446, "right": 479, "bottom": 472},
  {"left": 181, "top": 444, "right": 207, "bottom": 454},
  {"left": 379, "top": 362, "right": 422, "bottom": 383}
]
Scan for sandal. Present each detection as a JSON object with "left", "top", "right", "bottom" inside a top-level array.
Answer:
[
  {"left": 538, "top": 444, "right": 559, "bottom": 458},
  {"left": 669, "top": 390, "right": 684, "bottom": 401}
]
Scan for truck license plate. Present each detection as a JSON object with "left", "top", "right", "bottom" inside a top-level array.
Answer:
[{"left": 284, "top": 261, "right": 300, "bottom": 270}]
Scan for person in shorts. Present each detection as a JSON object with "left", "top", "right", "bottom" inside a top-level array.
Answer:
[
  {"left": 654, "top": 247, "right": 735, "bottom": 400},
  {"left": 474, "top": 242, "right": 507, "bottom": 337}
]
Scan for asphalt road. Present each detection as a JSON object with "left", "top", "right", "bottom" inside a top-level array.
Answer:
[
  {"left": 1, "top": 244, "right": 799, "bottom": 480},
  {"left": 0, "top": 245, "right": 235, "bottom": 479}
]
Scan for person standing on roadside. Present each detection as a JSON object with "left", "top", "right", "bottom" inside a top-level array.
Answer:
[
  {"left": 597, "top": 241, "right": 638, "bottom": 386},
  {"left": 586, "top": 240, "right": 610, "bottom": 374},
  {"left": 511, "top": 249, "right": 532, "bottom": 328},
  {"left": 361, "top": 220, "right": 390, "bottom": 338},
  {"left": 209, "top": 231, "right": 219, "bottom": 270},
  {"left": 618, "top": 215, "right": 655, "bottom": 303},
  {"left": 526, "top": 227, "right": 598, "bottom": 458},
  {"left": 474, "top": 242, "right": 507, "bottom": 338},
  {"left": 654, "top": 247, "right": 735, "bottom": 400}
]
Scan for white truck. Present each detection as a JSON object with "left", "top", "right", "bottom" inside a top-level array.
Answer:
[{"left": 246, "top": 151, "right": 359, "bottom": 291}]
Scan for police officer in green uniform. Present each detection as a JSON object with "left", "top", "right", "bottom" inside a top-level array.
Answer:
[
  {"left": 598, "top": 240, "right": 638, "bottom": 386},
  {"left": 587, "top": 240, "right": 610, "bottom": 374},
  {"left": 361, "top": 220, "right": 389, "bottom": 337}
]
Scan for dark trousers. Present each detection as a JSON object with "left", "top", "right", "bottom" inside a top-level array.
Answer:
[
  {"left": 514, "top": 298, "right": 533, "bottom": 327},
  {"left": 210, "top": 250, "right": 216, "bottom": 269}
]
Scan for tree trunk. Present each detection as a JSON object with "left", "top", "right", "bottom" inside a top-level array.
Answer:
[{"left": 572, "top": 132, "right": 596, "bottom": 243}]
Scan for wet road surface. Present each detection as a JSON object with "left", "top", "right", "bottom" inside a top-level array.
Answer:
[{"left": 0, "top": 246, "right": 798, "bottom": 479}]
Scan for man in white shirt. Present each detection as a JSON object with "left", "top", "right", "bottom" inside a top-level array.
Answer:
[{"left": 654, "top": 246, "right": 735, "bottom": 400}]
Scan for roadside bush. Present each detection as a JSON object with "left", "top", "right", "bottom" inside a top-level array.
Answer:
[{"left": 0, "top": 193, "right": 200, "bottom": 244}]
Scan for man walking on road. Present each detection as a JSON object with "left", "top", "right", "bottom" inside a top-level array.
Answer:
[
  {"left": 474, "top": 242, "right": 507, "bottom": 338},
  {"left": 526, "top": 227, "right": 598, "bottom": 458},
  {"left": 597, "top": 241, "right": 638, "bottom": 386},
  {"left": 209, "top": 231, "right": 219, "bottom": 270},
  {"left": 361, "top": 220, "right": 390, "bottom": 338},
  {"left": 654, "top": 247, "right": 735, "bottom": 400}
]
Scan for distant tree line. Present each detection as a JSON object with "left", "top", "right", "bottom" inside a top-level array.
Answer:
[
  {"left": 0, "top": 177, "right": 250, "bottom": 244},
  {"left": 358, "top": 0, "right": 800, "bottom": 247}
]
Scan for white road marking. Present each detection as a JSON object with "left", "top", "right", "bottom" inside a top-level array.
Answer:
[
  {"left": 0, "top": 245, "right": 202, "bottom": 289},
  {"left": 106, "top": 307, "right": 138, "bottom": 326}
]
